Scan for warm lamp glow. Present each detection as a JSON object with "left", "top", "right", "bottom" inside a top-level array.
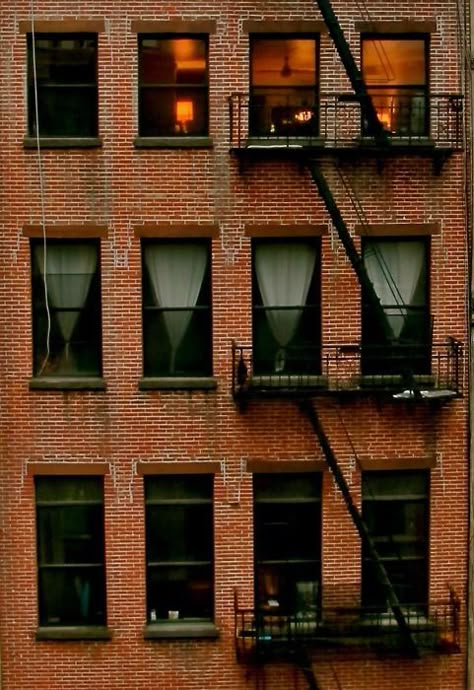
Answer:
[{"left": 176, "top": 100, "right": 194, "bottom": 123}]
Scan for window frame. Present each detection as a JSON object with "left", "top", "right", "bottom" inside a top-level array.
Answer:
[
  {"left": 31, "top": 239, "right": 102, "bottom": 379},
  {"left": 144, "top": 474, "right": 214, "bottom": 623},
  {"left": 361, "top": 470, "right": 429, "bottom": 612},
  {"left": 249, "top": 33, "right": 320, "bottom": 138},
  {"left": 137, "top": 33, "right": 209, "bottom": 138},
  {"left": 35, "top": 476, "right": 107, "bottom": 629},
  {"left": 141, "top": 238, "right": 212, "bottom": 378},
  {"left": 251, "top": 237, "right": 321, "bottom": 376},
  {"left": 27, "top": 32, "right": 98, "bottom": 138},
  {"left": 361, "top": 33, "right": 430, "bottom": 137},
  {"left": 253, "top": 473, "right": 322, "bottom": 615}
]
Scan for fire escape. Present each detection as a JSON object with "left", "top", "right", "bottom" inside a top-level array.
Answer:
[{"left": 229, "top": 1, "right": 463, "bottom": 688}]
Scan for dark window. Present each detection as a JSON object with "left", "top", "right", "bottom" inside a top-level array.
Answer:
[
  {"left": 28, "top": 34, "right": 98, "bottom": 137},
  {"left": 36, "top": 476, "right": 106, "bottom": 626},
  {"left": 361, "top": 35, "right": 428, "bottom": 137},
  {"left": 31, "top": 240, "right": 102, "bottom": 377},
  {"left": 138, "top": 35, "right": 209, "bottom": 137},
  {"left": 254, "top": 474, "right": 321, "bottom": 614},
  {"left": 362, "top": 238, "right": 430, "bottom": 375},
  {"left": 145, "top": 475, "right": 214, "bottom": 621},
  {"left": 142, "top": 240, "right": 212, "bottom": 377},
  {"left": 252, "top": 239, "right": 321, "bottom": 375},
  {"left": 362, "top": 471, "right": 429, "bottom": 610},
  {"left": 249, "top": 35, "right": 319, "bottom": 137}
]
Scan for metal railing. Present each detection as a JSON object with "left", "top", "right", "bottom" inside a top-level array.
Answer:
[
  {"left": 231, "top": 338, "right": 463, "bottom": 400},
  {"left": 229, "top": 92, "right": 464, "bottom": 151},
  {"left": 234, "top": 587, "right": 460, "bottom": 661}
]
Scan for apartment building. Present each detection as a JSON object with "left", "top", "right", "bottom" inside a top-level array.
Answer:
[{"left": 0, "top": 1, "right": 469, "bottom": 689}]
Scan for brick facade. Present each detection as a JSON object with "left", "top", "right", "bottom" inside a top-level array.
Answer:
[{"left": 0, "top": 1, "right": 469, "bottom": 689}]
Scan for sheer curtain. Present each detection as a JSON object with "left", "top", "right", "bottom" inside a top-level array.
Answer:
[
  {"left": 145, "top": 243, "right": 207, "bottom": 373},
  {"left": 35, "top": 244, "right": 97, "bottom": 361},
  {"left": 255, "top": 242, "right": 316, "bottom": 371},
  {"left": 364, "top": 240, "right": 425, "bottom": 339}
]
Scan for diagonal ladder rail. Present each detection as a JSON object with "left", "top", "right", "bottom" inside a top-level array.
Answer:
[
  {"left": 300, "top": 399, "right": 420, "bottom": 658},
  {"left": 313, "top": 0, "right": 389, "bottom": 146}
]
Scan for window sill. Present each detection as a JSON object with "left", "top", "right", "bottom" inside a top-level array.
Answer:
[
  {"left": 134, "top": 136, "right": 213, "bottom": 149},
  {"left": 139, "top": 377, "right": 217, "bottom": 391},
  {"left": 36, "top": 626, "right": 112, "bottom": 641},
  {"left": 29, "top": 377, "right": 107, "bottom": 391},
  {"left": 24, "top": 136, "right": 103, "bottom": 149},
  {"left": 143, "top": 621, "right": 219, "bottom": 640}
]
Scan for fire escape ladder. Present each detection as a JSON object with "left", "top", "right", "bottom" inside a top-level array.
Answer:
[
  {"left": 313, "top": 0, "right": 389, "bottom": 147},
  {"left": 299, "top": 399, "right": 421, "bottom": 658},
  {"left": 306, "top": 159, "right": 392, "bottom": 344},
  {"left": 295, "top": 645, "right": 321, "bottom": 690}
]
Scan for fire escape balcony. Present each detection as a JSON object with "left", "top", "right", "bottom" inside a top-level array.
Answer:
[
  {"left": 232, "top": 338, "right": 463, "bottom": 402},
  {"left": 234, "top": 587, "right": 460, "bottom": 661},
  {"left": 229, "top": 92, "right": 464, "bottom": 167}
]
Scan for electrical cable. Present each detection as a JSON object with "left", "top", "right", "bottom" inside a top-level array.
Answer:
[{"left": 30, "top": 0, "right": 52, "bottom": 374}]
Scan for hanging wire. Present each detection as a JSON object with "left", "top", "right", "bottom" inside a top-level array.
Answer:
[{"left": 30, "top": 0, "right": 51, "bottom": 373}]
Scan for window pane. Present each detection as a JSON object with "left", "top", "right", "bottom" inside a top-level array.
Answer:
[
  {"left": 145, "top": 475, "right": 213, "bottom": 621},
  {"left": 252, "top": 39, "right": 317, "bottom": 87},
  {"left": 254, "top": 474, "right": 321, "bottom": 613},
  {"left": 28, "top": 34, "right": 97, "bottom": 136},
  {"left": 139, "top": 36, "right": 208, "bottom": 137},
  {"left": 36, "top": 477, "right": 106, "bottom": 627},
  {"left": 362, "top": 471, "right": 428, "bottom": 609},
  {"left": 32, "top": 241, "right": 102, "bottom": 377},
  {"left": 142, "top": 241, "right": 212, "bottom": 377},
  {"left": 362, "top": 39, "right": 426, "bottom": 86}
]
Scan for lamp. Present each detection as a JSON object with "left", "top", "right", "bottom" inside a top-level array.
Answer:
[{"left": 176, "top": 100, "right": 194, "bottom": 133}]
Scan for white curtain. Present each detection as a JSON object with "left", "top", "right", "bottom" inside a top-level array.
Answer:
[
  {"left": 364, "top": 240, "right": 425, "bottom": 339},
  {"left": 255, "top": 242, "right": 316, "bottom": 371},
  {"left": 144, "top": 243, "right": 207, "bottom": 373},
  {"left": 35, "top": 244, "right": 97, "bottom": 356}
]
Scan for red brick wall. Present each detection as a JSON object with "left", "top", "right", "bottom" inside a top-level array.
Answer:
[{"left": 0, "top": 1, "right": 469, "bottom": 689}]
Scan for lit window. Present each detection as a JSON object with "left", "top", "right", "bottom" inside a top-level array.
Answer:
[
  {"left": 361, "top": 238, "right": 430, "bottom": 375},
  {"left": 145, "top": 475, "right": 214, "bottom": 622},
  {"left": 362, "top": 471, "right": 429, "bottom": 610},
  {"left": 138, "top": 36, "right": 209, "bottom": 137},
  {"left": 252, "top": 239, "right": 321, "bottom": 375},
  {"left": 249, "top": 36, "right": 319, "bottom": 137},
  {"left": 36, "top": 477, "right": 106, "bottom": 627},
  {"left": 254, "top": 474, "right": 321, "bottom": 614},
  {"left": 27, "top": 34, "right": 98, "bottom": 137},
  {"left": 31, "top": 240, "right": 102, "bottom": 377},
  {"left": 142, "top": 240, "right": 212, "bottom": 377},
  {"left": 362, "top": 36, "right": 428, "bottom": 137}
]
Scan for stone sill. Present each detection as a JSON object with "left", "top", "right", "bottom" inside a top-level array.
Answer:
[
  {"left": 29, "top": 377, "right": 106, "bottom": 391},
  {"left": 139, "top": 377, "right": 217, "bottom": 391},
  {"left": 134, "top": 136, "right": 213, "bottom": 149},
  {"left": 24, "top": 136, "right": 103, "bottom": 149},
  {"left": 36, "top": 626, "right": 112, "bottom": 641},
  {"left": 143, "top": 621, "right": 219, "bottom": 640}
]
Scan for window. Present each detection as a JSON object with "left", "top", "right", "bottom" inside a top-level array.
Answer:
[
  {"left": 31, "top": 240, "right": 102, "bottom": 377},
  {"left": 362, "top": 471, "right": 429, "bottom": 610},
  {"left": 142, "top": 240, "right": 212, "bottom": 377},
  {"left": 138, "top": 35, "right": 209, "bottom": 137},
  {"left": 361, "top": 35, "right": 428, "bottom": 137},
  {"left": 36, "top": 476, "right": 106, "bottom": 627},
  {"left": 252, "top": 239, "right": 320, "bottom": 375},
  {"left": 27, "top": 34, "right": 98, "bottom": 137},
  {"left": 145, "top": 475, "right": 214, "bottom": 622},
  {"left": 362, "top": 238, "right": 430, "bottom": 375},
  {"left": 254, "top": 474, "right": 321, "bottom": 615},
  {"left": 249, "top": 35, "right": 319, "bottom": 137}
]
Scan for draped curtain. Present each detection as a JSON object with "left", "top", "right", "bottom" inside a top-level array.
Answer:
[
  {"left": 364, "top": 240, "right": 425, "bottom": 339},
  {"left": 144, "top": 243, "right": 207, "bottom": 373},
  {"left": 254, "top": 242, "right": 316, "bottom": 371},
  {"left": 35, "top": 244, "right": 97, "bottom": 359}
]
